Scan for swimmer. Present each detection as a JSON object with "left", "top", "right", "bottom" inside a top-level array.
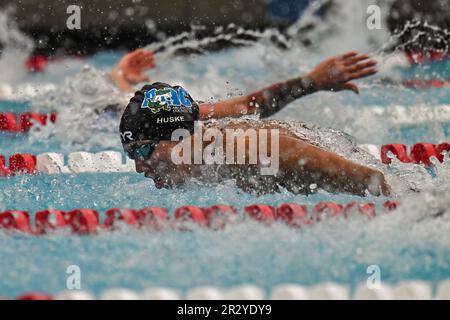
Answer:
[{"left": 118, "top": 50, "right": 391, "bottom": 196}]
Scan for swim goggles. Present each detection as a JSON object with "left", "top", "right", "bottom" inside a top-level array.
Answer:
[{"left": 124, "top": 140, "right": 159, "bottom": 161}]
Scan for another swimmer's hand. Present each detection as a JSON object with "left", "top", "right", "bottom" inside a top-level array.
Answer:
[
  {"left": 111, "top": 48, "right": 155, "bottom": 92},
  {"left": 307, "top": 52, "right": 377, "bottom": 94}
]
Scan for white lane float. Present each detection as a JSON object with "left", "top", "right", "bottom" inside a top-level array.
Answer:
[
  {"left": 186, "top": 286, "right": 224, "bottom": 300},
  {"left": 308, "top": 283, "right": 350, "bottom": 300},
  {"left": 100, "top": 288, "right": 140, "bottom": 300},
  {"left": 270, "top": 284, "right": 309, "bottom": 300},
  {"left": 141, "top": 287, "right": 181, "bottom": 300},
  {"left": 353, "top": 283, "right": 394, "bottom": 300},
  {"left": 54, "top": 290, "right": 95, "bottom": 300},
  {"left": 391, "top": 281, "right": 432, "bottom": 300},
  {"left": 14, "top": 278, "right": 450, "bottom": 300},
  {"left": 224, "top": 285, "right": 265, "bottom": 300}
]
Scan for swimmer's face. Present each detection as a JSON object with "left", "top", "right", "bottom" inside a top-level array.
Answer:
[{"left": 134, "top": 140, "right": 188, "bottom": 189}]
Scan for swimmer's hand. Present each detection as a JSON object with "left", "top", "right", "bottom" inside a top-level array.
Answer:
[
  {"left": 307, "top": 52, "right": 377, "bottom": 94},
  {"left": 111, "top": 48, "right": 155, "bottom": 93},
  {"left": 368, "top": 170, "right": 392, "bottom": 197}
]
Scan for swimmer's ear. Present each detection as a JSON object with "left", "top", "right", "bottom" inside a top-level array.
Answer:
[{"left": 343, "top": 82, "right": 359, "bottom": 94}]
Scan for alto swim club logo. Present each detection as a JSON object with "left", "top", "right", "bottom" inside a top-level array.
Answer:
[{"left": 141, "top": 87, "right": 192, "bottom": 113}]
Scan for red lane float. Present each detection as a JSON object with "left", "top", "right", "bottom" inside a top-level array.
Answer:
[
  {"left": 381, "top": 144, "right": 412, "bottom": 164},
  {"left": 35, "top": 209, "right": 67, "bottom": 234},
  {"left": 244, "top": 204, "right": 277, "bottom": 224},
  {"left": 25, "top": 55, "right": 49, "bottom": 72},
  {"left": 134, "top": 207, "right": 168, "bottom": 229},
  {"left": 344, "top": 202, "right": 376, "bottom": 219},
  {"left": 1, "top": 153, "right": 38, "bottom": 176},
  {"left": 402, "top": 79, "right": 447, "bottom": 88},
  {"left": 16, "top": 293, "right": 53, "bottom": 300},
  {"left": 204, "top": 205, "right": 238, "bottom": 229},
  {"left": 0, "top": 112, "right": 21, "bottom": 131},
  {"left": 382, "top": 200, "right": 400, "bottom": 211},
  {"left": 0, "top": 201, "right": 401, "bottom": 235},
  {"left": 410, "top": 143, "right": 439, "bottom": 166},
  {"left": 0, "top": 210, "right": 31, "bottom": 233},
  {"left": 9, "top": 154, "right": 37, "bottom": 174},
  {"left": 25, "top": 54, "right": 87, "bottom": 73},
  {"left": 277, "top": 203, "right": 311, "bottom": 227},
  {"left": 50, "top": 112, "right": 57, "bottom": 123},
  {"left": 20, "top": 112, "right": 48, "bottom": 132},
  {"left": 66, "top": 209, "right": 100, "bottom": 234},
  {"left": 103, "top": 208, "right": 137, "bottom": 229},
  {"left": 359, "top": 203, "right": 376, "bottom": 218},
  {"left": 313, "top": 202, "right": 344, "bottom": 221},
  {"left": 406, "top": 50, "right": 450, "bottom": 64},
  {"left": 174, "top": 206, "right": 207, "bottom": 226},
  {"left": 381, "top": 142, "right": 449, "bottom": 166},
  {"left": 0, "top": 112, "right": 57, "bottom": 132},
  {"left": 0, "top": 155, "right": 12, "bottom": 176},
  {"left": 436, "top": 143, "right": 450, "bottom": 162}
]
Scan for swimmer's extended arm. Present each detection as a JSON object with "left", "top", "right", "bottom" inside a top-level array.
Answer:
[
  {"left": 110, "top": 49, "right": 155, "bottom": 93},
  {"left": 155, "top": 125, "right": 390, "bottom": 195},
  {"left": 219, "top": 129, "right": 390, "bottom": 196},
  {"left": 199, "top": 52, "right": 377, "bottom": 120},
  {"left": 277, "top": 134, "right": 390, "bottom": 196},
  {"left": 216, "top": 124, "right": 390, "bottom": 196}
]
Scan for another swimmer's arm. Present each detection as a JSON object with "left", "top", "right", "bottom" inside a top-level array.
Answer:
[
  {"left": 197, "top": 80, "right": 314, "bottom": 120},
  {"left": 110, "top": 68, "right": 135, "bottom": 93},
  {"left": 110, "top": 49, "right": 155, "bottom": 93},
  {"left": 197, "top": 77, "right": 316, "bottom": 120},
  {"left": 199, "top": 52, "right": 377, "bottom": 119}
]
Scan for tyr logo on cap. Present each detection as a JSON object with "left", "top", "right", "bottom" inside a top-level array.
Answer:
[
  {"left": 141, "top": 86, "right": 192, "bottom": 113},
  {"left": 120, "top": 131, "right": 134, "bottom": 143}
]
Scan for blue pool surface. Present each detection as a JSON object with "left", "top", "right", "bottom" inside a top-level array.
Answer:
[{"left": 1, "top": 46, "right": 450, "bottom": 297}]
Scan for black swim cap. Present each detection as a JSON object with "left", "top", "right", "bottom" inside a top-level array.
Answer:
[{"left": 119, "top": 82, "right": 199, "bottom": 158}]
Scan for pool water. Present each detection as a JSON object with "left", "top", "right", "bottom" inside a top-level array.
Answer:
[{"left": 1, "top": 3, "right": 450, "bottom": 297}]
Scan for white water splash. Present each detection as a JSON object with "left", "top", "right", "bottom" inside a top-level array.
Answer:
[
  {"left": 28, "top": 66, "right": 128, "bottom": 150},
  {"left": 0, "top": 8, "right": 34, "bottom": 86},
  {"left": 287, "top": 0, "right": 393, "bottom": 55}
]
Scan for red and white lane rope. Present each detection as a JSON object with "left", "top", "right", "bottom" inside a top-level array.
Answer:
[
  {"left": 360, "top": 142, "right": 450, "bottom": 166},
  {"left": 9, "top": 279, "right": 450, "bottom": 300},
  {"left": 0, "top": 112, "right": 57, "bottom": 132},
  {"left": 0, "top": 142, "right": 447, "bottom": 177},
  {"left": 2, "top": 105, "right": 450, "bottom": 133},
  {"left": 405, "top": 50, "right": 450, "bottom": 65},
  {"left": 0, "top": 201, "right": 400, "bottom": 235},
  {"left": 0, "top": 151, "right": 135, "bottom": 176}
]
